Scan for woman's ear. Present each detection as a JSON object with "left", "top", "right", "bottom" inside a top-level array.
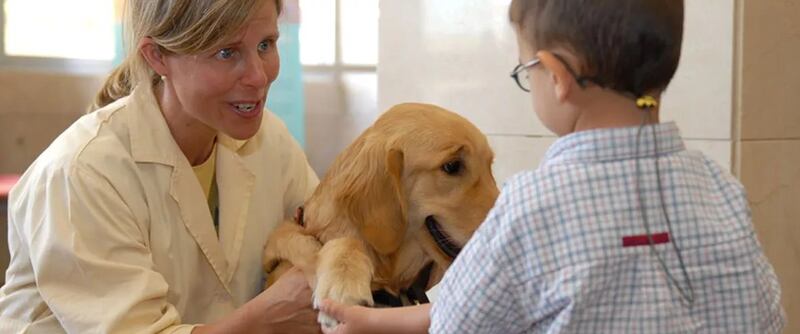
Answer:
[
  {"left": 537, "top": 50, "right": 575, "bottom": 103},
  {"left": 139, "top": 37, "right": 168, "bottom": 77}
]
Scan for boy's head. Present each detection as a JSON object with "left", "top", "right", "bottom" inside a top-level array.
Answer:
[{"left": 508, "top": 0, "right": 684, "bottom": 135}]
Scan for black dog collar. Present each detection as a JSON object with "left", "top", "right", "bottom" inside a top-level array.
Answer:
[{"left": 425, "top": 216, "right": 462, "bottom": 260}]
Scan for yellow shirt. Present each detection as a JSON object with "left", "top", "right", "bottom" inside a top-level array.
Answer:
[{"left": 193, "top": 144, "right": 218, "bottom": 228}]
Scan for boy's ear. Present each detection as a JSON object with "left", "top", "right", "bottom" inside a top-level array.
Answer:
[
  {"left": 537, "top": 50, "right": 575, "bottom": 103},
  {"left": 139, "top": 37, "right": 168, "bottom": 77}
]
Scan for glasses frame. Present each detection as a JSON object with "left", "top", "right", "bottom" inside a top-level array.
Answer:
[
  {"left": 510, "top": 53, "right": 601, "bottom": 93},
  {"left": 509, "top": 58, "right": 541, "bottom": 92}
]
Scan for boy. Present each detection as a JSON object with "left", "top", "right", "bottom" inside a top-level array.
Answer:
[{"left": 320, "top": 0, "right": 786, "bottom": 333}]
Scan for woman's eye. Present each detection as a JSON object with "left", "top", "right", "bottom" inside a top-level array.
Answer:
[
  {"left": 215, "top": 48, "right": 235, "bottom": 60},
  {"left": 257, "top": 40, "right": 272, "bottom": 53},
  {"left": 441, "top": 160, "right": 463, "bottom": 175}
]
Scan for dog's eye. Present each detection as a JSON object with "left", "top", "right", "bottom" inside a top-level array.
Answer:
[{"left": 441, "top": 160, "right": 462, "bottom": 175}]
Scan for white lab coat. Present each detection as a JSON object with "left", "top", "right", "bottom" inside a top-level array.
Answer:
[{"left": 0, "top": 84, "right": 319, "bottom": 333}]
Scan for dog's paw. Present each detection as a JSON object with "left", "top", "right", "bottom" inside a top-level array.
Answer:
[
  {"left": 317, "top": 311, "right": 340, "bottom": 331},
  {"left": 313, "top": 273, "right": 374, "bottom": 309},
  {"left": 312, "top": 274, "right": 374, "bottom": 329}
]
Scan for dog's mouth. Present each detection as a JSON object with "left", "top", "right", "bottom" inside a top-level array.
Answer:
[{"left": 424, "top": 215, "right": 462, "bottom": 260}]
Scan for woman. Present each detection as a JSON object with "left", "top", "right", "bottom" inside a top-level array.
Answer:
[{"left": 0, "top": 1, "right": 321, "bottom": 333}]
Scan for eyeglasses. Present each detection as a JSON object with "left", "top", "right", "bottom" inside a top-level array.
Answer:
[
  {"left": 511, "top": 54, "right": 600, "bottom": 93},
  {"left": 510, "top": 58, "right": 541, "bottom": 92}
]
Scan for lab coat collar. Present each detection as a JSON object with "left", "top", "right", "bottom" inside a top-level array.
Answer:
[{"left": 128, "top": 83, "right": 179, "bottom": 166}]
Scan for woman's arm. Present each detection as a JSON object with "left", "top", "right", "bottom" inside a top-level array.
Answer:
[{"left": 318, "top": 300, "right": 430, "bottom": 334}]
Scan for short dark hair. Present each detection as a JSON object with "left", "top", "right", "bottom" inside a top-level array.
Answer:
[{"left": 509, "top": 0, "right": 684, "bottom": 97}]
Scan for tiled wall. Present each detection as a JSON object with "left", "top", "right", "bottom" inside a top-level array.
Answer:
[
  {"left": 304, "top": 72, "right": 379, "bottom": 176},
  {"left": 737, "top": 0, "right": 800, "bottom": 331},
  {"left": 379, "top": 0, "right": 734, "bottom": 183}
]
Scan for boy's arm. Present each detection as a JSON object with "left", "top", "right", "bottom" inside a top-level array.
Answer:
[
  {"left": 429, "top": 190, "right": 531, "bottom": 334},
  {"left": 319, "top": 301, "right": 430, "bottom": 334}
]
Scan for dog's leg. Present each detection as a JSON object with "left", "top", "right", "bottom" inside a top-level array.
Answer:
[
  {"left": 263, "top": 221, "right": 322, "bottom": 287},
  {"left": 314, "top": 237, "right": 375, "bottom": 330}
]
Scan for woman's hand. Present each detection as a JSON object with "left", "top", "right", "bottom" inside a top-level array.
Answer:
[
  {"left": 252, "top": 267, "right": 321, "bottom": 333},
  {"left": 193, "top": 267, "right": 320, "bottom": 334}
]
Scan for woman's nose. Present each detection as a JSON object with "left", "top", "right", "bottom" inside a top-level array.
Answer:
[{"left": 240, "top": 54, "right": 269, "bottom": 88}]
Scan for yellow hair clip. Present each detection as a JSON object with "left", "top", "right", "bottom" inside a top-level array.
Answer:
[{"left": 636, "top": 96, "right": 659, "bottom": 109}]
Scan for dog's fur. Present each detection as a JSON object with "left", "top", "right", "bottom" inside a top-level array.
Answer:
[{"left": 263, "top": 103, "right": 499, "bottom": 326}]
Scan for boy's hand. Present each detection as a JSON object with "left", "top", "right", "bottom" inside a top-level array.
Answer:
[
  {"left": 319, "top": 300, "right": 431, "bottom": 334},
  {"left": 318, "top": 299, "right": 377, "bottom": 334}
]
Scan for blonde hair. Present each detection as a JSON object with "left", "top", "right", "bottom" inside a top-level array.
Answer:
[{"left": 92, "top": 0, "right": 283, "bottom": 110}]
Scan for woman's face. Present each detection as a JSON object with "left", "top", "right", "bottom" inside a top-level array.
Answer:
[{"left": 162, "top": 2, "right": 280, "bottom": 140}]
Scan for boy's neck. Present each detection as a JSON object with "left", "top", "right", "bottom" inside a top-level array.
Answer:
[{"left": 572, "top": 88, "right": 660, "bottom": 133}]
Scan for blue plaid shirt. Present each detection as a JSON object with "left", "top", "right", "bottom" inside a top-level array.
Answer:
[{"left": 430, "top": 123, "right": 785, "bottom": 333}]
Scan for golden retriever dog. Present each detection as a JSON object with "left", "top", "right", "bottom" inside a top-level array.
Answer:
[{"left": 262, "top": 103, "right": 499, "bottom": 328}]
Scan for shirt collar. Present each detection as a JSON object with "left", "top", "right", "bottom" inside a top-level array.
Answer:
[{"left": 541, "top": 122, "right": 685, "bottom": 167}]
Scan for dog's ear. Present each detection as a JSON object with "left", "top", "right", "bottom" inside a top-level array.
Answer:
[
  {"left": 363, "top": 148, "right": 405, "bottom": 253},
  {"left": 332, "top": 135, "right": 407, "bottom": 255}
]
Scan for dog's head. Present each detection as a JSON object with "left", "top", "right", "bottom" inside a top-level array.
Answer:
[{"left": 324, "top": 103, "right": 499, "bottom": 267}]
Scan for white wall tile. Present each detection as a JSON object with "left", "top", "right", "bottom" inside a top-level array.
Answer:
[
  {"left": 379, "top": 0, "right": 735, "bottom": 141},
  {"left": 305, "top": 73, "right": 380, "bottom": 175},
  {"left": 488, "top": 135, "right": 555, "bottom": 185},
  {"left": 378, "top": 0, "right": 549, "bottom": 136},
  {"left": 661, "top": 0, "right": 734, "bottom": 140}
]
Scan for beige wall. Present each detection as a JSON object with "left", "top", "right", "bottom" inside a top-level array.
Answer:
[
  {"left": 0, "top": 70, "right": 104, "bottom": 173},
  {"left": 0, "top": 69, "right": 373, "bottom": 175},
  {"left": 736, "top": 0, "right": 800, "bottom": 331}
]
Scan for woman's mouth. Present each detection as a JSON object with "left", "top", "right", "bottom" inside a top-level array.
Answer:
[
  {"left": 229, "top": 101, "right": 262, "bottom": 118},
  {"left": 233, "top": 103, "right": 257, "bottom": 113}
]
